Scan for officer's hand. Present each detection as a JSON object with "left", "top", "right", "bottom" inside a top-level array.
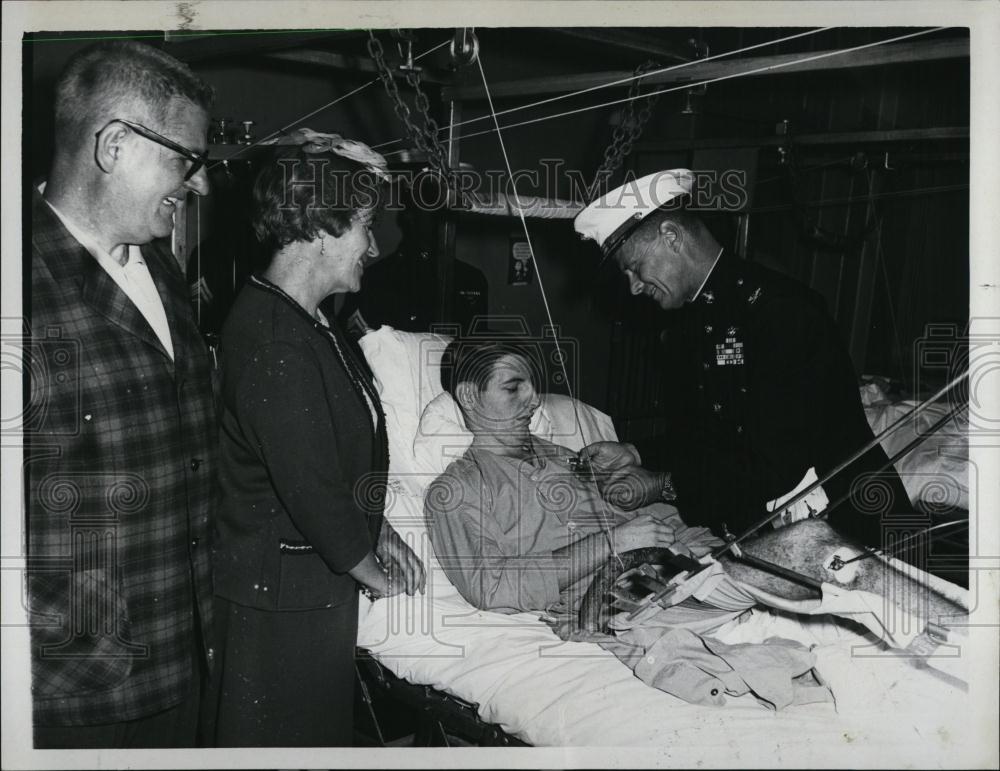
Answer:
[
  {"left": 612, "top": 512, "right": 677, "bottom": 551},
  {"left": 601, "top": 465, "right": 666, "bottom": 511},
  {"left": 578, "top": 441, "right": 642, "bottom": 473}
]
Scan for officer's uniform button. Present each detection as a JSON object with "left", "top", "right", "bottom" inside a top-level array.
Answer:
[
  {"left": 737, "top": 278, "right": 744, "bottom": 286},
  {"left": 704, "top": 325, "right": 713, "bottom": 334},
  {"left": 697, "top": 384, "right": 705, "bottom": 391},
  {"left": 740, "top": 387, "right": 747, "bottom": 393},
  {"left": 713, "top": 403, "right": 722, "bottom": 413},
  {"left": 207, "top": 647, "right": 215, "bottom": 661},
  {"left": 191, "top": 537, "right": 200, "bottom": 547},
  {"left": 190, "top": 458, "right": 202, "bottom": 471},
  {"left": 703, "top": 362, "right": 710, "bottom": 370},
  {"left": 736, "top": 425, "right": 744, "bottom": 433}
]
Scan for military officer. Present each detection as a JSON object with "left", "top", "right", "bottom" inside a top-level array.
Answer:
[{"left": 573, "top": 169, "right": 910, "bottom": 547}]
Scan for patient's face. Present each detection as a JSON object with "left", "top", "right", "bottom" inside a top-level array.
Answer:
[{"left": 465, "top": 354, "right": 541, "bottom": 435}]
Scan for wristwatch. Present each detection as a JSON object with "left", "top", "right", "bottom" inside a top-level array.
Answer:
[{"left": 659, "top": 472, "right": 677, "bottom": 502}]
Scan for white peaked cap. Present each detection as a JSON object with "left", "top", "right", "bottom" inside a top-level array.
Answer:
[{"left": 573, "top": 169, "right": 694, "bottom": 260}]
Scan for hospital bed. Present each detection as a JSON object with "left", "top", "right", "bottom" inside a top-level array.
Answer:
[{"left": 353, "top": 326, "right": 973, "bottom": 761}]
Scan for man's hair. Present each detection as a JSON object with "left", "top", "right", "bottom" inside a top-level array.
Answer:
[
  {"left": 440, "top": 335, "right": 538, "bottom": 398},
  {"left": 54, "top": 41, "right": 214, "bottom": 152},
  {"left": 252, "top": 146, "right": 386, "bottom": 249}
]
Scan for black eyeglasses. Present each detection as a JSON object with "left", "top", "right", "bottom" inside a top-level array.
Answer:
[{"left": 97, "top": 118, "right": 209, "bottom": 181}]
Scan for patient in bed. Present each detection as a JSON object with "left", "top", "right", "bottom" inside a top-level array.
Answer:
[{"left": 425, "top": 336, "right": 833, "bottom": 709}]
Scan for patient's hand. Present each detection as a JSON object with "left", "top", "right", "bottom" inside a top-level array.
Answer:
[
  {"left": 377, "top": 524, "right": 426, "bottom": 596},
  {"left": 612, "top": 511, "right": 677, "bottom": 551},
  {"left": 600, "top": 464, "right": 666, "bottom": 511}
]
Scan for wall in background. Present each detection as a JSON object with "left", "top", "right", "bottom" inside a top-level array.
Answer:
[{"left": 27, "top": 28, "right": 970, "bottom": 417}]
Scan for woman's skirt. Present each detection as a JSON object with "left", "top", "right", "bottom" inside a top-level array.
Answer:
[{"left": 203, "top": 593, "right": 359, "bottom": 747}]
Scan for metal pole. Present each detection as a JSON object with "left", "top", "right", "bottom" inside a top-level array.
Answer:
[{"left": 435, "top": 98, "right": 460, "bottom": 324}]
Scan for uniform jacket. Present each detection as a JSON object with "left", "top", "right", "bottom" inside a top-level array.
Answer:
[
  {"left": 637, "top": 251, "right": 910, "bottom": 546},
  {"left": 214, "top": 276, "right": 386, "bottom": 612},
  {"left": 26, "top": 192, "right": 217, "bottom": 725}
]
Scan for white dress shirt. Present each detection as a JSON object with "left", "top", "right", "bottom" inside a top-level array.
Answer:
[{"left": 44, "top": 199, "right": 175, "bottom": 360}]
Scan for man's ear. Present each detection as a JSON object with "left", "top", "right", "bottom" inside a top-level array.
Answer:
[
  {"left": 94, "top": 122, "right": 130, "bottom": 175},
  {"left": 657, "top": 218, "right": 683, "bottom": 253},
  {"left": 454, "top": 381, "right": 478, "bottom": 411}
]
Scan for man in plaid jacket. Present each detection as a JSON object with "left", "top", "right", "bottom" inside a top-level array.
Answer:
[{"left": 27, "top": 41, "right": 217, "bottom": 748}]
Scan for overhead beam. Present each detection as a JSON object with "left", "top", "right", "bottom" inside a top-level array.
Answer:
[
  {"left": 634, "top": 126, "right": 968, "bottom": 153},
  {"left": 551, "top": 28, "right": 691, "bottom": 63},
  {"left": 262, "top": 49, "right": 449, "bottom": 84},
  {"left": 443, "top": 36, "right": 968, "bottom": 101},
  {"left": 653, "top": 126, "right": 968, "bottom": 150},
  {"left": 165, "top": 29, "right": 362, "bottom": 63}
]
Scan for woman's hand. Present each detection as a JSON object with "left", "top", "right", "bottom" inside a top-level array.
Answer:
[
  {"left": 348, "top": 552, "right": 392, "bottom": 599},
  {"left": 376, "top": 524, "right": 426, "bottom": 596}
]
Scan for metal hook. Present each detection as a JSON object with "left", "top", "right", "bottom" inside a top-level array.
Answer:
[{"left": 391, "top": 30, "right": 421, "bottom": 74}]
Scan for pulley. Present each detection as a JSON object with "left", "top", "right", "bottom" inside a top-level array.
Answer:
[{"left": 450, "top": 28, "right": 479, "bottom": 68}]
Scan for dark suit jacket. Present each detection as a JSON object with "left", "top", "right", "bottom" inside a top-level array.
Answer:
[
  {"left": 214, "top": 276, "right": 386, "bottom": 611},
  {"left": 26, "top": 193, "right": 217, "bottom": 725},
  {"left": 637, "top": 252, "right": 910, "bottom": 546}
]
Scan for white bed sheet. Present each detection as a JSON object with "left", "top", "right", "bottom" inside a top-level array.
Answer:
[
  {"left": 357, "top": 483, "right": 970, "bottom": 759},
  {"left": 355, "top": 327, "right": 974, "bottom": 761}
]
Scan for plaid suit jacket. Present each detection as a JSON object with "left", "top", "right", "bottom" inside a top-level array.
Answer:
[{"left": 26, "top": 193, "right": 217, "bottom": 725}]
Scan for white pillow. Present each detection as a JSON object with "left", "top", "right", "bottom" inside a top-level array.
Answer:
[
  {"left": 358, "top": 326, "right": 451, "bottom": 465},
  {"left": 413, "top": 390, "right": 618, "bottom": 478}
]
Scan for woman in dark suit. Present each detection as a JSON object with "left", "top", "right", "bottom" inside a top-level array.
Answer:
[{"left": 206, "top": 130, "right": 424, "bottom": 746}]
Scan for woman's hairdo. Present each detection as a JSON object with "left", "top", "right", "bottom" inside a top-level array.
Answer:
[{"left": 251, "top": 146, "right": 385, "bottom": 248}]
